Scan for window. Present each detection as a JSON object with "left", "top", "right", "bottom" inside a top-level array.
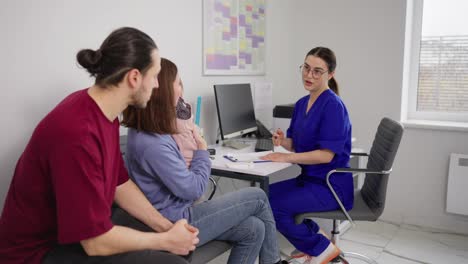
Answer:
[{"left": 403, "top": 0, "right": 468, "bottom": 125}]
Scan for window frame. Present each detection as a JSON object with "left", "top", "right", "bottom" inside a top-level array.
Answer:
[{"left": 403, "top": 0, "right": 468, "bottom": 124}]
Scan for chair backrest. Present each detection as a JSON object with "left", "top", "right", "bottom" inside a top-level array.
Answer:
[{"left": 360, "top": 117, "right": 403, "bottom": 219}]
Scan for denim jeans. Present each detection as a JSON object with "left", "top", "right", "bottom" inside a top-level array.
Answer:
[{"left": 189, "top": 187, "right": 280, "bottom": 264}]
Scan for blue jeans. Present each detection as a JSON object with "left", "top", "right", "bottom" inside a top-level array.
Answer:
[{"left": 189, "top": 187, "right": 280, "bottom": 264}]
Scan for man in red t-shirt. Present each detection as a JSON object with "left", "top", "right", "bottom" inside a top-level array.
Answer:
[{"left": 0, "top": 27, "right": 198, "bottom": 264}]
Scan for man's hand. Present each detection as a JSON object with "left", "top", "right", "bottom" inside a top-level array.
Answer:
[
  {"left": 161, "top": 219, "right": 199, "bottom": 255},
  {"left": 115, "top": 180, "right": 174, "bottom": 232},
  {"left": 184, "top": 223, "right": 199, "bottom": 234},
  {"left": 158, "top": 220, "right": 174, "bottom": 232}
]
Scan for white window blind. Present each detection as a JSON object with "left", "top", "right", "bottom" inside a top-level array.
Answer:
[
  {"left": 404, "top": 0, "right": 468, "bottom": 125},
  {"left": 417, "top": 35, "right": 468, "bottom": 112}
]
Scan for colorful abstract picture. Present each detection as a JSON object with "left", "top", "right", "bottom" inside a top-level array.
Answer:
[{"left": 203, "top": 0, "right": 265, "bottom": 75}]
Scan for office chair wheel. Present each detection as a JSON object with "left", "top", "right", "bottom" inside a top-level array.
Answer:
[
  {"left": 329, "top": 253, "right": 349, "bottom": 263},
  {"left": 336, "top": 254, "right": 350, "bottom": 264}
]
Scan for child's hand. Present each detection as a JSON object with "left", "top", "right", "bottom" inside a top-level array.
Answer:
[
  {"left": 194, "top": 125, "right": 204, "bottom": 138},
  {"left": 193, "top": 127, "right": 207, "bottom": 150}
]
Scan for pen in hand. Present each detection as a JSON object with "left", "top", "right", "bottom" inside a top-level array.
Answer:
[
  {"left": 272, "top": 134, "right": 278, "bottom": 153},
  {"left": 272, "top": 128, "right": 283, "bottom": 151}
]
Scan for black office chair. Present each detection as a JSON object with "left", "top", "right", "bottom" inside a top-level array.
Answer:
[{"left": 293, "top": 117, "right": 404, "bottom": 263}]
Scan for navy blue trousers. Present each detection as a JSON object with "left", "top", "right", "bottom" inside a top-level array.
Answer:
[{"left": 269, "top": 176, "right": 352, "bottom": 256}]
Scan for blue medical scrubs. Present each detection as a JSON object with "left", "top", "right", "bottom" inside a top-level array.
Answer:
[{"left": 269, "top": 89, "right": 353, "bottom": 256}]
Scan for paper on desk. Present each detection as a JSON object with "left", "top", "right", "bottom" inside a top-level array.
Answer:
[
  {"left": 229, "top": 147, "right": 291, "bottom": 163},
  {"left": 273, "top": 145, "right": 292, "bottom": 153},
  {"left": 230, "top": 151, "right": 273, "bottom": 162},
  {"left": 225, "top": 162, "right": 254, "bottom": 169}
]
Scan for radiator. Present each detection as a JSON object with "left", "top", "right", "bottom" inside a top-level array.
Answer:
[{"left": 446, "top": 153, "right": 468, "bottom": 216}]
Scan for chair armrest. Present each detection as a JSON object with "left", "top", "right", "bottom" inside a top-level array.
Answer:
[
  {"left": 334, "top": 168, "right": 392, "bottom": 174},
  {"left": 208, "top": 176, "right": 217, "bottom": 200},
  {"left": 350, "top": 152, "right": 369, "bottom": 157},
  {"left": 324, "top": 167, "right": 392, "bottom": 225}
]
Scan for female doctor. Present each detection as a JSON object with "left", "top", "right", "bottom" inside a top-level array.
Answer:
[{"left": 261, "top": 47, "right": 353, "bottom": 264}]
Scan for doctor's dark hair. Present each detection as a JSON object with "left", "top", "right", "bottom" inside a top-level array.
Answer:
[
  {"left": 306, "top": 47, "right": 339, "bottom": 95},
  {"left": 77, "top": 27, "right": 157, "bottom": 87},
  {"left": 122, "top": 57, "right": 178, "bottom": 134}
]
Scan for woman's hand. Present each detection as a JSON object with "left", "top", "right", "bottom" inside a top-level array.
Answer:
[
  {"left": 272, "top": 129, "right": 285, "bottom": 146},
  {"left": 261, "top": 152, "right": 290, "bottom": 162}
]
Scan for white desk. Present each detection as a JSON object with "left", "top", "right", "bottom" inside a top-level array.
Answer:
[
  {"left": 209, "top": 139, "right": 364, "bottom": 196},
  {"left": 209, "top": 140, "right": 292, "bottom": 195},
  {"left": 209, "top": 139, "right": 365, "bottom": 237}
]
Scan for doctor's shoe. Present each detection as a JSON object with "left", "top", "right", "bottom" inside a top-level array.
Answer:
[
  {"left": 288, "top": 253, "right": 312, "bottom": 264},
  {"left": 308, "top": 243, "right": 341, "bottom": 264},
  {"left": 290, "top": 248, "right": 306, "bottom": 258},
  {"left": 289, "top": 228, "right": 331, "bottom": 258}
]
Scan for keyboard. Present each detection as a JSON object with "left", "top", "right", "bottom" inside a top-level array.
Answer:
[
  {"left": 255, "top": 138, "right": 273, "bottom": 152},
  {"left": 222, "top": 140, "right": 250, "bottom": 150}
]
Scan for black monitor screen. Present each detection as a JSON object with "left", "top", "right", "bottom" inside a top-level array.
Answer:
[{"left": 214, "top": 83, "right": 257, "bottom": 140}]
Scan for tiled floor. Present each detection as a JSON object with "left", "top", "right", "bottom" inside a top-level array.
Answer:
[{"left": 207, "top": 221, "right": 468, "bottom": 264}]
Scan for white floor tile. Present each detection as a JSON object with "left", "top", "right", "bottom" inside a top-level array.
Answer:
[
  {"left": 399, "top": 223, "right": 461, "bottom": 235},
  {"left": 208, "top": 221, "right": 468, "bottom": 264},
  {"left": 385, "top": 228, "right": 468, "bottom": 264},
  {"left": 377, "top": 252, "right": 422, "bottom": 264},
  {"left": 339, "top": 239, "right": 383, "bottom": 261},
  {"left": 341, "top": 221, "right": 400, "bottom": 248}
]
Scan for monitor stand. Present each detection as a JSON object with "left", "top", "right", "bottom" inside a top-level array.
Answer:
[{"left": 222, "top": 140, "right": 250, "bottom": 150}]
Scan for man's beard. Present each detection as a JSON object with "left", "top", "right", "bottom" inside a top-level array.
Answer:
[{"left": 131, "top": 86, "right": 150, "bottom": 109}]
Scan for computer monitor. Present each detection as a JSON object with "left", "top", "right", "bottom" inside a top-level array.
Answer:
[{"left": 214, "top": 83, "right": 257, "bottom": 140}]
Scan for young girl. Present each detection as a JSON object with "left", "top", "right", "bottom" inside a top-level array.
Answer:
[
  {"left": 172, "top": 95, "right": 209, "bottom": 202},
  {"left": 122, "top": 57, "right": 288, "bottom": 264},
  {"left": 172, "top": 89, "right": 199, "bottom": 168}
]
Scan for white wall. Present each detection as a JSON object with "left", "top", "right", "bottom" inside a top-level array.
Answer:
[
  {"left": 1, "top": 0, "right": 467, "bottom": 234},
  {"left": 0, "top": 0, "right": 268, "bottom": 204},
  {"left": 274, "top": 0, "right": 468, "bottom": 234}
]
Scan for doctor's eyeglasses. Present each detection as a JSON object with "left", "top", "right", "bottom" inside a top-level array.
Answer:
[{"left": 300, "top": 64, "right": 328, "bottom": 78}]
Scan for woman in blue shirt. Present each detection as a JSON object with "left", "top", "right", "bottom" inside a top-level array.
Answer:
[
  {"left": 121, "top": 58, "right": 287, "bottom": 264},
  {"left": 262, "top": 47, "right": 352, "bottom": 264}
]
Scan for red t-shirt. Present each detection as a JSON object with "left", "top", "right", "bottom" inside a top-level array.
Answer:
[{"left": 0, "top": 89, "right": 129, "bottom": 263}]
